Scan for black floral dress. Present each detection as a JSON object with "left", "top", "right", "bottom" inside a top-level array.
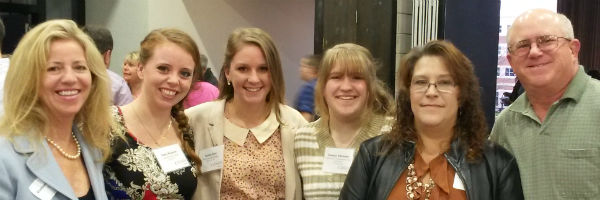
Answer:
[{"left": 104, "top": 106, "right": 197, "bottom": 200}]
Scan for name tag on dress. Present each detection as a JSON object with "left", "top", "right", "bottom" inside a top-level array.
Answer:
[
  {"left": 152, "top": 144, "right": 191, "bottom": 173},
  {"left": 29, "top": 178, "right": 56, "bottom": 200},
  {"left": 453, "top": 172, "right": 465, "bottom": 190},
  {"left": 198, "top": 145, "right": 224, "bottom": 173},
  {"left": 322, "top": 147, "right": 354, "bottom": 174}
]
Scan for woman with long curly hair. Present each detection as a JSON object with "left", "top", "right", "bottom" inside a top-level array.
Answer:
[{"left": 340, "top": 40, "right": 524, "bottom": 200}]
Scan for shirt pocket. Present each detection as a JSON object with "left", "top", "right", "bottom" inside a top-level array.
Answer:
[
  {"left": 561, "top": 148, "right": 598, "bottom": 158},
  {"left": 557, "top": 148, "right": 600, "bottom": 199}
]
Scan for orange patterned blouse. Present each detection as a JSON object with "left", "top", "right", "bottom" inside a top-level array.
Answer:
[
  {"left": 387, "top": 152, "right": 467, "bottom": 200},
  {"left": 219, "top": 115, "right": 286, "bottom": 200}
]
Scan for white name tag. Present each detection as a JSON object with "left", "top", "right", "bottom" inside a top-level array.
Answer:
[
  {"left": 152, "top": 144, "right": 191, "bottom": 173},
  {"left": 453, "top": 172, "right": 465, "bottom": 190},
  {"left": 29, "top": 179, "right": 56, "bottom": 200},
  {"left": 199, "top": 145, "right": 224, "bottom": 173},
  {"left": 322, "top": 147, "right": 355, "bottom": 174}
]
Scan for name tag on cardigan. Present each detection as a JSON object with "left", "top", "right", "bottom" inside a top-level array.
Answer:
[
  {"left": 199, "top": 145, "right": 224, "bottom": 173},
  {"left": 153, "top": 144, "right": 191, "bottom": 173},
  {"left": 322, "top": 147, "right": 354, "bottom": 174},
  {"left": 29, "top": 178, "right": 56, "bottom": 200},
  {"left": 453, "top": 172, "right": 465, "bottom": 190}
]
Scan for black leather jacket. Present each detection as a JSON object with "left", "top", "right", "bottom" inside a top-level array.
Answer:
[{"left": 340, "top": 135, "right": 524, "bottom": 200}]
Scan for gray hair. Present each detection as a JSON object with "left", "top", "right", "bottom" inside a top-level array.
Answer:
[{"left": 507, "top": 9, "right": 574, "bottom": 43}]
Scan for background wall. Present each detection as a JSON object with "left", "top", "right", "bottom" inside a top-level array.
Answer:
[
  {"left": 86, "top": 0, "right": 314, "bottom": 103},
  {"left": 86, "top": 0, "right": 149, "bottom": 73}
]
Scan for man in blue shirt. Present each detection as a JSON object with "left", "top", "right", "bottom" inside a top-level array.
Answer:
[{"left": 294, "top": 54, "right": 320, "bottom": 121}]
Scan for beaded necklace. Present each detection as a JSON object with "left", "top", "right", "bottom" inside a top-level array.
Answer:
[
  {"left": 406, "top": 162, "right": 435, "bottom": 200},
  {"left": 46, "top": 132, "right": 81, "bottom": 160}
]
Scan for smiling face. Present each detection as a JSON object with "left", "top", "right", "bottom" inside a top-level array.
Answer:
[
  {"left": 410, "top": 56, "right": 459, "bottom": 130},
  {"left": 324, "top": 62, "right": 368, "bottom": 120},
  {"left": 507, "top": 10, "right": 580, "bottom": 91},
  {"left": 225, "top": 44, "right": 272, "bottom": 107},
  {"left": 138, "top": 41, "right": 195, "bottom": 108},
  {"left": 39, "top": 39, "right": 92, "bottom": 120}
]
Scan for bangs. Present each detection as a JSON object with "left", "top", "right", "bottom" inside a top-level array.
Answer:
[{"left": 328, "top": 49, "right": 370, "bottom": 78}]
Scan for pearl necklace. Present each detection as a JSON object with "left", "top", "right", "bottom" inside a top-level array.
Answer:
[
  {"left": 406, "top": 163, "right": 435, "bottom": 200},
  {"left": 46, "top": 132, "right": 81, "bottom": 160}
]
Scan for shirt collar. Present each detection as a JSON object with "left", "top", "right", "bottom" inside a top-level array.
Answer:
[
  {"left": 560, "top": 65, "right": 588, "bottom": 102},
  {"left": 509, "top": 65, "right": 589, "bottom": 114},
  {"left": 224, "top": 109, "right": 280, "bottom": 146}
]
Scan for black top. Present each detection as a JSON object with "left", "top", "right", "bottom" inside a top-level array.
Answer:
[
  {"left": 340, "top": 135, "right": 524, "bottom": 200},
  {"left": 103, "top": 107, "right": 198, "bottom": 199},
  {"left": 78, "top": 188, "right": 94, "bottom": 200}
]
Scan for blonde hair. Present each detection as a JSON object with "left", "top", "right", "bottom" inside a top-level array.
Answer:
[
  {"left": 123, "top": 51, "right": 140, "bottom": 65},
  {"left": 1, "top": 19, "right": 113, "bottom": 160},
  {"left": 315, "top": 43, "right": 395, "bottom": 127},
  {"left": 218, "top": 27, "right": 285, "bottom": 122}
]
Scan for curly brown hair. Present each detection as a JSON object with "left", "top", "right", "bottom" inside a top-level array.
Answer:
[{"left": 383, "top": 40, "right": 487, "bottom": 162}]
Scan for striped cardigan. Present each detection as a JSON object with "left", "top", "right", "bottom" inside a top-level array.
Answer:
[{"left": 294, "top": 115, "right": 393, "bottom": 199}]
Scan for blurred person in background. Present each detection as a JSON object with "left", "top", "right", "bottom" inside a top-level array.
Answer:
[
  {"left": 293, "top": 54, "right": 320, "bottom": 121},
  {"left": 83, "top": 25, "right": 133, "bottom": 106},
  {"left": 121, "top": 51, "right": 142, "bottom": 98},
  {"left": 184, "top": 54, "right": 219, "bottom": 109}
]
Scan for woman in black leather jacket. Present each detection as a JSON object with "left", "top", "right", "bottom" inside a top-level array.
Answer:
[{"left": 340, "top": 40, "right": 524, "bottom": 200}]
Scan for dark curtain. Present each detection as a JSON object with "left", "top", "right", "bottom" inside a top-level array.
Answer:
[
  {"left": 558, "top": 0, "right": 600, "bottom": 71},
  {"left": 442, "top": 0, "right": 500, "bottom": 130}
]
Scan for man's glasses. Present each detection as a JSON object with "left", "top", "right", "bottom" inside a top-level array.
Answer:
[
  {"left": 508, "top": 35, "right": 571, "bottom": 56},
  {"left": 410, "top": 79, "right": 456, "bottom": 93}
]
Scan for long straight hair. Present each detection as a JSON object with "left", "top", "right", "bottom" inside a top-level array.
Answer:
[
  {"left": 315, "top": 43, "right": 395, "bottom": 129},
  {"left": 218, "top": 27, "right": 285, "bottom": 122},
  {"left": 0, "top": 19, "right": 113, "bottom": 160}
]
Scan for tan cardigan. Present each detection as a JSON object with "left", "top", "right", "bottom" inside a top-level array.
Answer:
[{"left": 186, "top": 99, "right": 307, "bottom": 200}]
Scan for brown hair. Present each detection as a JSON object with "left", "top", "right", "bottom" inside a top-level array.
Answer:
[
  {"left": 315, "top": 43, "right": 395, "bottom": 127},
  {"left": 218, "top": 27, "right": 285, "bottom": 122},
  {"left": 139, "top": 28, "right": 202, "bottom": 169},
  {"left": 384, "top": 40, "right": 486, "bottom": 161}
]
